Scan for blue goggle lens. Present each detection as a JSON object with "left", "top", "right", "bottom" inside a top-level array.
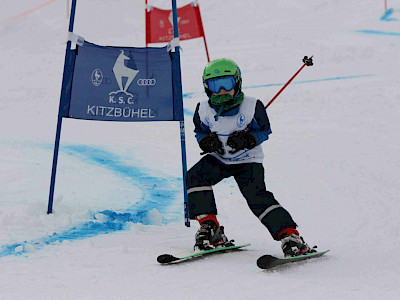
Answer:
[{"left": 205, "top": 76, "right": 236, "bottom": 93}]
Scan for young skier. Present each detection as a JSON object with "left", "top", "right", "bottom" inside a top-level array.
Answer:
[{"left": 186, "top": 58, "right": 314, "bottom": 257}]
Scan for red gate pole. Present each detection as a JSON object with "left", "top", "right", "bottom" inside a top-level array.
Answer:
[
  {"left": 145, "top": 0, "right": 149, "bottom": 47},
  {"left": 202, "top": 35, "right": 210, "bottom": 62},
  {"left": 194, "top": 3, "right": 210, "bottom": 62}
]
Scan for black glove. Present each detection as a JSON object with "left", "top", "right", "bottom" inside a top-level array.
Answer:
[
  {"left": 199, "top": 132, "right": 224, "bottom": 155},
  {"left": 227, "top": 131, "right": 257, "bottom": 153}
]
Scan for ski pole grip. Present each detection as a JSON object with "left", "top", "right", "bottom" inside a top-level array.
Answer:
[{"left": 302, "top": 56, "right": 313, "bottom": 66}]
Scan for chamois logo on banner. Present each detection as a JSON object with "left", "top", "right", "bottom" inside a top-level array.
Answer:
[
  {"left": 109, "top": 50, "right": 139, "bottom": 105},
  {"left": 168, "top": 12, "right": 181, "bottom": 30},
  {"left": 91, "top": 69, "right": 103, "bottom": 86}
]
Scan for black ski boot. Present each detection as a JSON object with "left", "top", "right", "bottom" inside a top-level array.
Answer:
[
  {"left": 280, "top": 233, "right": 315, "bottom": 257},
  {"left": 194, "top": 220, "right": 233, "bottom": 251}
]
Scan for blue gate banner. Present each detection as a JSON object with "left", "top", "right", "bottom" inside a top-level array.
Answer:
[
  {"left": 49, "top": 0, "right": 189, "bottom": 226},
  {"left": 68, "top": 42, "right": 174, "bottom": 121}
]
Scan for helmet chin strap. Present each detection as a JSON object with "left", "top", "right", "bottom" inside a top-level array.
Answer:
[{"left": 233, "top": 78, "right": 242, "bottom": 99}]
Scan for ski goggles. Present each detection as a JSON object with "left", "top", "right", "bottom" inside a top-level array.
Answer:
[{"left": 204, "top": 76, "right": 236, "bottom": 94}]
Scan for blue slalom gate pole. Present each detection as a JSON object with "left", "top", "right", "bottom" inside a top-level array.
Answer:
[
  {"left": 171, "top": 0, "right": 190, "bottom": 227},
  {"left": 47, "top": 0, "right": 77, "bottom": 214}
]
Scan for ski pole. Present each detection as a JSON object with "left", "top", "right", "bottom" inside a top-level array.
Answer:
[
  {"left": 228, "top": 56, "right": 314, "bottom": 154},
  {"left": 265, "top": 56, "right": 313, "bottom": 109}
]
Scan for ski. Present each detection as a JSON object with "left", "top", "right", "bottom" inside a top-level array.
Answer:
[
  {"left": 157, "top": 243, "right": 251, "bottom": 264},
  {"left": 257, "top": 250, "right": 330, "bottom": 270}
]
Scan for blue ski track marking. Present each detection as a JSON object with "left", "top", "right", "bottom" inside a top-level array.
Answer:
[
  {"left": 357, "top": 8, "right": 400, "bottom": 36},
  {"left": 356, "top": 30, "right": 400, "bottom": 37},
  {"left": 380, "top": 8, "right": 399, "bottom": 22},
  {"left": 0, "top": 144, "right": 182, "bottom": 258},
  {"left": 183, "top": 74, "right": 374, "bottom": 117}
]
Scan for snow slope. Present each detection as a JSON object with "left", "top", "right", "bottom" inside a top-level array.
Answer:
[{"left": 0, "top": 0, "right": 399, "bottom": 299}]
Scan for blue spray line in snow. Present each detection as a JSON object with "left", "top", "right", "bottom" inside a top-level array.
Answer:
[
  {"left": 0, "top": 145, "right": 182, "bottom": 258},
  {"left": 356, "top": 30, "right": 400, "bottom": 36},
  {"left": 357, "top": 9, "right": 400, "bottom": 35},
  {"left": 183, "top": 74, "right": 374, "bottom": 116},
  {"left": 60, "top": 145, "right": 182, "bottom": 223},
  {"left": 380, "top": 8, "right": 399, "bottom": 22}
]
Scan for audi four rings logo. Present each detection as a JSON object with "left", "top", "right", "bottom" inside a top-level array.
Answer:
[{"left": 137, "top": 78, "right": 157, "bottom": 86}]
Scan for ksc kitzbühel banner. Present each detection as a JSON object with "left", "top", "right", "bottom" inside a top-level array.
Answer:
[{"left": 68, "top": 42, "right": 175, "bottom": 122}]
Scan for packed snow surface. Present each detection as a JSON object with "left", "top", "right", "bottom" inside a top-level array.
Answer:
[{"left": 1, "top": 0, "right": 399, "bottom": 299}]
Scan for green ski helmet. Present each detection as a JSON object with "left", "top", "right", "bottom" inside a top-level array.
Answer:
[{"left": 202, "top": 58, "right": 242, "bottom": 98}]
